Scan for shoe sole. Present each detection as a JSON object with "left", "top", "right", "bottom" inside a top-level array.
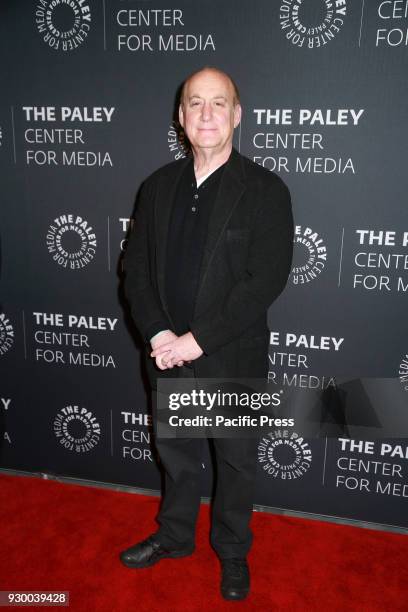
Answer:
[{"left": 120, "top": 548, "right": 194, "bottom": 569}]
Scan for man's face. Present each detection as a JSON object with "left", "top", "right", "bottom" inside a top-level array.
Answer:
[{"left": 179, "top": 70, "right": 241, "bottom": 154}]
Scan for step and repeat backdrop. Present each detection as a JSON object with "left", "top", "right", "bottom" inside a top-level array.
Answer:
[{"left": 0, "top": 1, "right": 407, "bottom": 530}]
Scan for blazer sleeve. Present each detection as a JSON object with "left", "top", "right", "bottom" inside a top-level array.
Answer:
[
  {"left": 189, "top": 177, "right": 294, "bottom": 355},
  {"left": 122, "top": 179, "right": 171, "bottom": 343}
]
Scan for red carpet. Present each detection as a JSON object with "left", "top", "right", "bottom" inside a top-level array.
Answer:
[{"left": 0, "top": 473, "right": 407, "bottom": 611}]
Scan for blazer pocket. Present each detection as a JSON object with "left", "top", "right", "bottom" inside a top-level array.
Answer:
[
  {"left": 225, "top": 230, "right": 250, "bottom": 279},
  {"left": 226, "top": 229, "right": 250, "bottom": 242}
]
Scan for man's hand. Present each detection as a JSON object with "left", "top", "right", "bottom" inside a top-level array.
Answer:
[
  {"left": 150, "top": 331, "right": 203, "bottom": 370},
  {"left": 150, "top": 330, "right": 184, "bottom": 369}
]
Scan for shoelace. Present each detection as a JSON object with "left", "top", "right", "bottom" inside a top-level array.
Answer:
[
  {"left": 142, "top": 536, "right": 160, "bottom": 551},
  {"left": 142, "top": 537, "right": 164, "bottom": 559}
]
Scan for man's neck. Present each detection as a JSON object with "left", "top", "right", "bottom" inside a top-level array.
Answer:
[{"left": 192, "top": 145, "right": 232, "bottom": 181}]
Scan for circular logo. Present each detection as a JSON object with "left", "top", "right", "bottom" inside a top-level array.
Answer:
[
  {"left": 258, "top": 430, "right": 312, "bottom": 479},
  {"left": 35, "top": 0, "right": 91, "bottom": 52},
  {"left": 279, "top": 0, "right": 347, "bottom": 49},
  {"left": 167, "top": 121, "right": 189, "bottom": 160},
  {"left": 46, "top": 214, "right": 97, "bottom": 270},
  {"left": 398, "top": 354, "right": 408, "bottom": 391},
  {"left": 292, "top": 225, "right": 327, "bottom": 284},
  {"left": 0, "top": 313, "right": 14, "bottom": 356},
  {"left": 53, "top": 404, "right": 101, "bottom": 452}
]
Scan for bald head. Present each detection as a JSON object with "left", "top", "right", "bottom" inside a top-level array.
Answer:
[{"left": 180, "top": 67, "right": 240, "bottom": 107}]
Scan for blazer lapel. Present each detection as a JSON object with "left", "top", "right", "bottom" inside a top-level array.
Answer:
[{"left": 193, "top": 148, "right": 246, "bottom": 311}]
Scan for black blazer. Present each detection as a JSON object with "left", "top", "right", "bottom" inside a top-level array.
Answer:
[{"left": 123, "top": 148, "right": 294, "bottom": 388}]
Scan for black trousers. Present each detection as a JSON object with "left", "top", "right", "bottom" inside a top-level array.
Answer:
[{"left": 152, "top": 371, "right": 259, "bottom": 559}]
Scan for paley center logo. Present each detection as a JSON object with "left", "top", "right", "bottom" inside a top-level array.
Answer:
[
  {"left": 258, "top": 430, "right": 312, "bottom": 479},
  {"left": 0, "top": 313, "right": 15, "bottom": 356},
  {"left": 279, "top": 0, "right": 347, "bottom": 49},
  {"left": 399, "top": 354, "right": 408, "bottom": 391},
  {"left": 291, "top": 225, "right": 327, "bottom": 284},
  {"left": 46, "top": 214, "right": 97, "bottom": 269},
  {"left": 53, "top": 404, "right": 101, "bottom": 452},
  {"left": 167, "top": 121, "right": 189, "bottom": 160},
  {"left": 35, "top": 0, "right": 91, "bottom": 51}
]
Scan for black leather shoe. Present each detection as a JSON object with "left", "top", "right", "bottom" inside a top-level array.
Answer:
[
  {"left": 120, "top": 535, "right": 194, "bottom": 569},
  {"left": 220, "top": 558, "right": 250, "bottom": 600}
]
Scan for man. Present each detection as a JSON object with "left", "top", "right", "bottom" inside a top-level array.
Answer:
[{"left": 121, "top": 67, "right": 294, "bottom": 600}]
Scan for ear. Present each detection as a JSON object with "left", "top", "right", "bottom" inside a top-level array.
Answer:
[
  {"left": 233, "top": 103, "right": 242, "bottom": 129},
  {"left": 179, "top": 103, "right": 185, "bottom": 128}
]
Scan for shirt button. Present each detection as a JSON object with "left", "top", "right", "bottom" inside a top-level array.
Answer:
[
  {"left": 191, "top": 206, "right": 197, "bottom": 212},
  {"left": 194, "top": 194, "right": 199, "bottom": 199}
]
